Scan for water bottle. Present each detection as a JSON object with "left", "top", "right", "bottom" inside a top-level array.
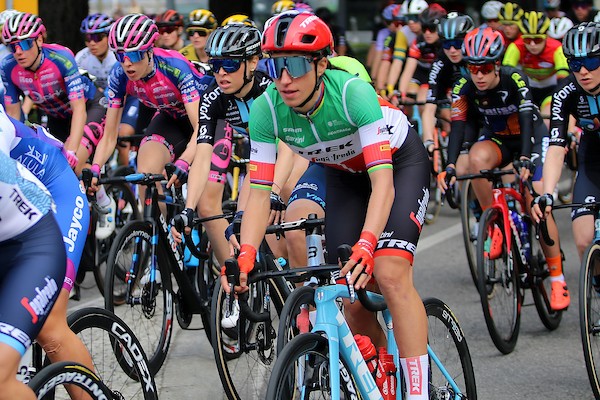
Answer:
[
  {"left": 305, "top": 214, "right": 324, "bottom": 267},
  {"left": 355, "top": 335, "right": 378, "bottom": 375},
  {"left": 511, "top": 210, "right": 530, "bottom": 259}
]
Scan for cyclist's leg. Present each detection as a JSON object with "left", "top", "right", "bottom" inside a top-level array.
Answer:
[
  {"left": 0, "top": 215, "right": 66, "bottom": 400},
  {"left": 197, "top": 119, "right": 233, "bottom": 266},
  {"left": 468, "top": 137, "right": 504, "bottom": 209},
  {"left": 285, "top": 162, "right": 326, "bottom": 269}
]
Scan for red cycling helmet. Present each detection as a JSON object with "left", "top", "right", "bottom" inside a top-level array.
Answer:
[
  {"left": 262, "top": 12, "right": 333, "bottom": 57},
  {"left": 462, "top": 27, "right": 505, "bottom": 64},
  {"left": 155, "top": 9, "right": 184, "bottom": 28}
]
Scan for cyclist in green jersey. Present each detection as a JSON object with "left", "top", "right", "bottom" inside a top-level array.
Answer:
[{"left": 225, "top": 12, "right": 431, "bottom": 400}]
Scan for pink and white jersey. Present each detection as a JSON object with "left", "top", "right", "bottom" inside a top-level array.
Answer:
[
  {"left": 0, "top": 44, "right": 96, "bottom": 119},
  {"left": 106, "top": 48, "right": 211, "bottom": 119}
]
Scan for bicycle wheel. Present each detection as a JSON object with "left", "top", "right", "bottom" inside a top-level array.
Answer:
[
  {"left": 94, "top": 182, "right": 140, "bottom": 296},
  {"left": 426, "top": 130, "right": 444, "bottom": 225},
  {"left": 276, "top": 285, "right": 316, "bottom": 353},
  {"left": 67, "top": 307, "right": 159, "bottom": 400},
  {"left": 580, "top": 243, "right": 600, "bottom": 399},
  {"left": 266, "top": 333, "right": 359, "bottom": 400},
  {"left": 529, "top": 237, "right": 562, "bottom": 330},
  {"left": 460, "top": 179, "right": 480, "bottom": 287},
  {"left": 425, "top": 297, "right": 477, "bottom": 400},
  {"left": 477, "top": 207, "right": 521, "bottom": 354},
  {"left": 28, "top": 361, "right": 112, "bottom": 400},
  {"left": 211, "top": 275, "right": 288, "bottom": 399},
  {"left": 105, "top": 220, "right": 173, "bottom": 375}
]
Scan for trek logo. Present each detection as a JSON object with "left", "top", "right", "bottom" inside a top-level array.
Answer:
[
  {"left": 407, "top": 356, "right": 423, "bottom": 395},
  {"left": 20, "top": 276, "right": 59, "bottom": 324},
  {"left": 111, "top": 322, "right": 155, "bottom": 392},
  {"left": 297, "top": 140, "right": 354, "bottom": 157},
  {"left": 0, "top": 322, "right": 31, "bottom": 349},
  {"left": 63, "top": 195, "right": 85, "bottom": 253},
  {"left": 9, "top": 188, "right": 39, "bottom": 220}
]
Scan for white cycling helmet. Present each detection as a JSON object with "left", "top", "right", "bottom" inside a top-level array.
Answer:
[
  {"left": 0, "top": 9, "right": 19, "bottom": 26},
  {"left": 481, "top": 1, "right": 503, "bottom": 20},
  {"left": 548, "top": 16, "right": 574, "bottom": 40},
  {"left": 595, "top": 12, "right": 600, "bottom": 23},
  {"left": 544, "top": 0, "right": 561, "bottom": 9},
  {"left": 401, "top": 0, "right": 428, "bottom": 17}
]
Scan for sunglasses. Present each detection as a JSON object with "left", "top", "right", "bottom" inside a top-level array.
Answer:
[
  {"left": 568, "top": 57, "right": 600, "bottom": 73},
  {"left": 405, "top": 14, "right": 419, "bottom": 22},
  {"left": 115, "top": 50, "right": 148, "bottom": 63},
  {"left": 266, "top": 56, "right": 315, "bottom": 79},
  {"left": 486, "top": 18, "right": 499, "bottom": 23},
  {"left": 209, "top": 58, "right": 243, "bottom": 73},
  {"left": 523, "top": 36, "right": 545, "bottom": 45},
  {"left": 186, "top": 28, "right": 211, "bottom": 39},
  {"left": 467, "top": 63, "right": 495, "bottom": 75},
  {"left": 84, "top": 33, "right": 106, "bottom": 43},
  {"left": 158, "top": 26, "right": 178, "bottom": 35},
  {"left": 442, "top": 39, "right": 463, "bottom": 50},
  {"left": 573, "top": 2, "right": 591, "bottom": 8},
  {"left": 422, "top": 23, "right": 438, "bottom": 33},
  {"left": 8, "top": 38, "right": 35, "bottom": 53}
]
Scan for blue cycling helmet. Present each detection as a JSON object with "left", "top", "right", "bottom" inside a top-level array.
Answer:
[
  {"left": 80, "top": 13, "right": 114, "bottom": 34},
  {"left": 562, "top": 22, "right": 600, "bottom": 58}
]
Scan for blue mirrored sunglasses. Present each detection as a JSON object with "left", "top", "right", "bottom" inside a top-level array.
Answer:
[
  {"left": 568, "top": 57, "right": 600, "bottom": 73},
  {"left": 115, "top": 50, "right": 148, "bottom": 63},
  {"left": 208, "top": 58, "right": 243, "bottom": 73},
  {"left": 266, "top": 56, "right": 315, "bottom": 79},
  {"left": 8, "top": 38, "right": 35, "bottom": 53},
  {"left": 442, "top": 39, "right": 463, "bottom": 50}
]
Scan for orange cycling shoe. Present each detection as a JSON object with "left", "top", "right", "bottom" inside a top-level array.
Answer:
[
  {"left": 485, "top": 224, "right": 504, "bottom": 260},
  {"left": 550, "top": 281, "right": 570, "bottom": 311}
]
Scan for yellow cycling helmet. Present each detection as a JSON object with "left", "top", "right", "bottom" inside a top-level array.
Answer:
[
  {"left": 498, "top": 2, "right": 524, "bottom": 24},
  {"left": 221, "top": 14, "right": 256, "bottom": 27},
  {"left": 272, "top": 0, "right": 296, "bottom": 15},
  {"left": 520, "top": 11, "right": 550, "bottom": 36},
  {"left": 188, "top": 9, "right": 218, "bottom": 30}
]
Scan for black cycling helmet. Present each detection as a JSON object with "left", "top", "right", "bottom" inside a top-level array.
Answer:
[
  {"left": 205, "top": 24, "right": 262, "bottom": 59},
  {"left": 562, "top": 21, "right": 600, "bottom": 58},
  {"left": 419, "top": 3, "right": 447, "bottom": 27},
  {"left": 438, "top": 12, "right": 475, "bottom": 40}
]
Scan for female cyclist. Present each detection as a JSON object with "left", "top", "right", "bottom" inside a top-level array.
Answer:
[
  {"left": 89, "top": 14, "right": 210, "bottom": 205},
  {"left": 230, "top": 13, "right": 431, "bottom": 399},
  {"left": 0, "top": 12, "right": 106, "bottom": 174},
  {"left": 180, "top": 9, "right": 218, "bottom": 67},
  {"left": 0, "top": 107, "right": 65, "bottom": 400},
  {"left": 532, "top": 22, "right": 600, "bottom": 261},
  {"left": 442, "top": 27, "right": 569, "bottom": 310},
  {"left": 502, "top": 11, "right": 569, "bottom": 122},
  {"left": 498, "top": 2, "right": 524, "bottom": 45},
  {"left": 76, "top": 13, "right": 116, "bottom": 90},
  {"left": 172, "top": 23, "right": 278, "bottom": 268}
]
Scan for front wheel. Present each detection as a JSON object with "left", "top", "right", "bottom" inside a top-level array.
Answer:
[
  {"left": 460, "top": 179, "right": 480, "bottom": 287},
  {"left": 580, "top": 243, "right": 600, "bottom": 399},
  {"left": 425, "top": 297, "right": 477, "bottom": 400},
  {"left": 105, "top": 220, "right": 173, "bottom": 375},
  {"left": 211, "top": 274, "right": 288, "bottom": 399},
  {"left": 477, "top": 207, "right": 521, "bottom": 354},
  {"left": 529, "top": 238, "right": 562, "bottom": 330},
  {"left": 67, "top": 307, "right": 159, "bottom": 400},
  {"left": 276, "top": 285, "right": 316, "bottom": 353},
  {"left": 29, "top": 362, "right": 112, "bottom": 400},
  {"left": 266, "top": 333, "right": 359, "bottom": 400}
]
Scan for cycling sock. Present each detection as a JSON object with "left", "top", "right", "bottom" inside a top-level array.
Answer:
[
  {"left": 547, "top": 255, "right": 563, "bottom": 280},
  {"left": 96, "top": 185, "right": 111, "bottom": 209},
  {"left": 400, "top": 354, "right": 429, "bottom": 400}
]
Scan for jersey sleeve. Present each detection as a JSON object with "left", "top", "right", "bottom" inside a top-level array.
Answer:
[
  {"left": 548, "top": 78, "right": 576, "bottom": 148},
  {"left": 407, "top": 39, "right": 420, "bottom": 60},
  {"left": 0, "top": 57, "right": 21, "bottom": 105},
  {"left": 197, "top": 84, "right": 222, "bottom": 146},
  {"left": 248, "top": 92, "right": 278, "bottom": 190},
  {"left": 392, "top": 30, "right": 408, "bottom": 62},
  {"left": 106, "top": 63, "right": 128, "bottom": 108},
  {"left": 343, "top": 78, "right": 392, "bottom": 172},
  {"left": 52, "top": 48, "right": 87, "bottom": 101},
  {"left": 502, "top": 43, "right": 521, "bottom": 67},
  {"left": 448, "top": 77, "right": 472, "bottom": 164},
  {"left": 553, "top": 46, "right": 570, "bottom": 79}
]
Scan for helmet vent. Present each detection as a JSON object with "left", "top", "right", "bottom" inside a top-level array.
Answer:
[
  {"left": 301, "top": 34, "right": 316, "bottom": 44},
  {"left": 275, "top": 19, "right": 291, "bottom": 48}
]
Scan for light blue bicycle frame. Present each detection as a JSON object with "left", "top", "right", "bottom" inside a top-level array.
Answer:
[{"left": 309, "top": 283, "right": 464, "bottom": 399}]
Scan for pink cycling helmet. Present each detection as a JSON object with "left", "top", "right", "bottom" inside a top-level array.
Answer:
[
  {"left": 2, "top": 12, "right": 45, "bottom": 43},
  {"left": 108, "top": 14, "right": 158, "bottom": 52}
]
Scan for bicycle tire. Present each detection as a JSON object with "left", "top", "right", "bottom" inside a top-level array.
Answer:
[
  {"left": 104, "top": 220, "right": 173, "bottom": 375},
  {"left": 477, "top": 207, "right": 521, "bottom": 354},
  {"left": 276, "top": 285, "right": 316, "bottom": 353},
  {"left": 265, "top": 333, "right": 359, "bottom": 400},
  {"left": 425, "top": 297, "right": 477, "bottom": 400},
  {"left": 28, "top": 361, "right": 112, "bottom": 400},
  {"left": 67, "top": 307, "right": 159, "bottom": 400},
  {"left": 529, "top": 237, "right": 562, "bottom": 330},
  {"left": 580, "top": 243, "right": 600, "bottom": 399},
  {"left": 211, "top": 274, "right": 288, "bottom": 399},
  {"left": 94, "top": 182, "right": 140, "bottom": 296},
  {"left": 460, "top": 179, "right": 479, "bottom": 287}
]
